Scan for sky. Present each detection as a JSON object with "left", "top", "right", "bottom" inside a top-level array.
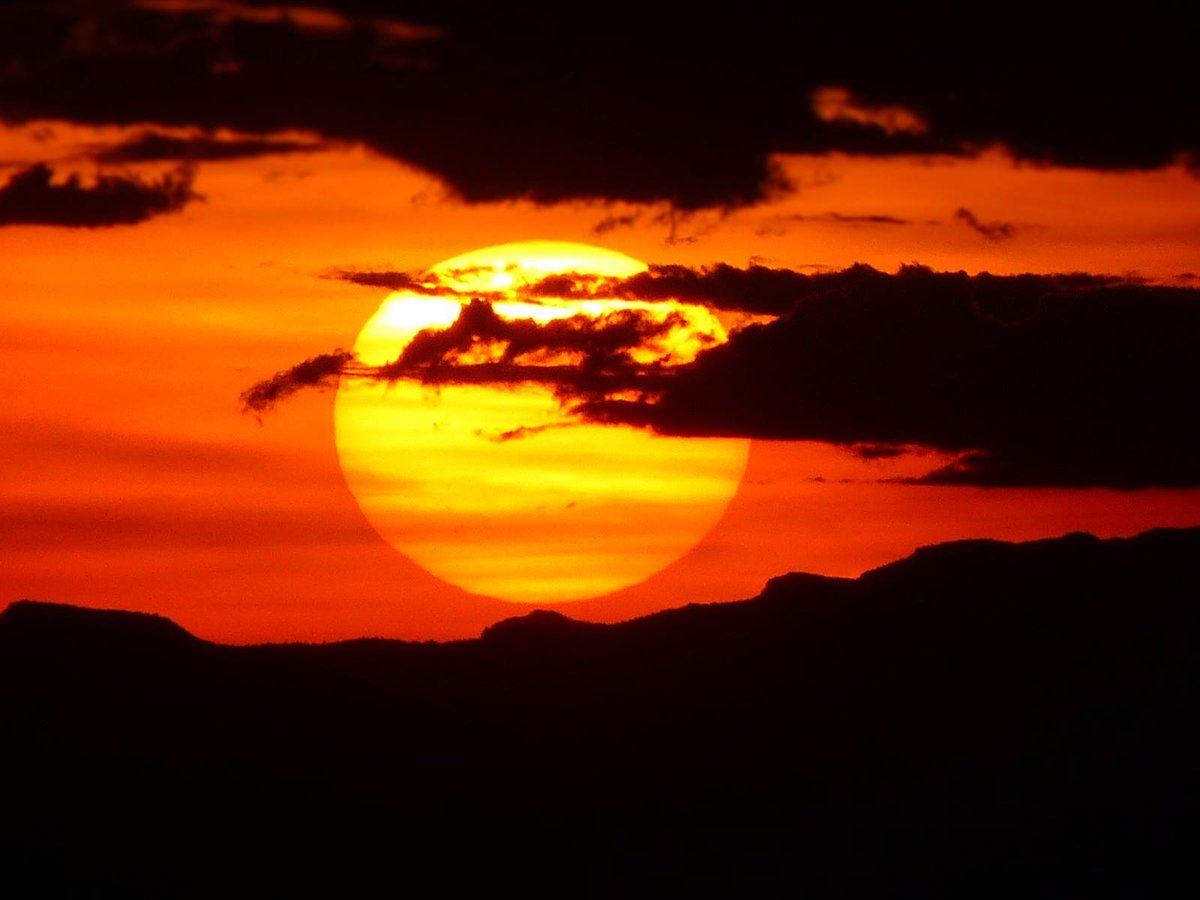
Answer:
[{"left": 2, "top": 1, "right": 1198, "bottom": 642}]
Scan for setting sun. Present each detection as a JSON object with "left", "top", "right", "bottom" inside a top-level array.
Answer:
[{"left": 334, "top": 241, "right": 750, "bottom": 603}]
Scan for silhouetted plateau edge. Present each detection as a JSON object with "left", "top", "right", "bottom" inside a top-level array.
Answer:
[
  {"left": 4, "top": 526, "right": 1193, "bottom": 649},
  {"left": 2, "top": 527, "right": 1197, "bottom": 897}
]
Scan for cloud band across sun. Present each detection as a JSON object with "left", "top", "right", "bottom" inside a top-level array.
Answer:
[
  {"left": 246, "top": 263, "right": 1200, "bottom": 490},
  {"left": 318, "top": 242, "right": 750, "bottom": 604}
]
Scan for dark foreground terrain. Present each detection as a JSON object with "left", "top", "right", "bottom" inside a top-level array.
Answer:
[{"left": 2, "top": 529, "right": 1197, "bottom": 897}]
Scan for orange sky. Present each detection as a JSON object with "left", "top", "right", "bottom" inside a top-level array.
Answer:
[{"left": 3, "top": 121, "right": 1199, "bottom": 642}]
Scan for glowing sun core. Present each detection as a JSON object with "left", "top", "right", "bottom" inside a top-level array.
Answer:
[{"left": 334, "top": 241, "right": 749, "bottom": 604}]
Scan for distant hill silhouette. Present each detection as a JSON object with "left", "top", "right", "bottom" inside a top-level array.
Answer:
[{"left": 2, "top": 528, "right": 1197, "bottom": 897}]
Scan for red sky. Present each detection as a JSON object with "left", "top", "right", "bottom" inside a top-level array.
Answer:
[
  {"left": 2, "top": 4, "right": 1199, "bottom": 641},
  {"left": 3, "top": 119, "right": 1197, "bottom": 642}
]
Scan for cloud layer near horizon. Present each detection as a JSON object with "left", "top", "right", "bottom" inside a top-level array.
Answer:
[
  {"left": 2, "top": 2, "right": 1198, "bottom": 209},
  {"left": 247, "top": 264, "right": 1200, "bottom": 490},
  {"left": 0, "top": 162, "right": 198, "bottom": 227}
]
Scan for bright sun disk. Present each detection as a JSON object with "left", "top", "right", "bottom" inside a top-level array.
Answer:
[{"left": 334, "top": 240, "right": 750, "bottom": 604}]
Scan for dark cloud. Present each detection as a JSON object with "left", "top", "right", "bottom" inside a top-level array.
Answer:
[
  {"left": 335, "top": 261, "right": 1118, "bottom": 320},
  {"left": 91, "top": 130, "right": 327, "bottom": 164},
  {"left": 524, "top": 263, "right": 912, "bottom": 316},
  {"left": 327, "top": 269, "right": 446, "bottom": 294},
  {"left": 592, "top": 211, "right": 642, "bottom": 235},
  {"left": 248, "top": 265, "right": 1200, "bottom": 489},
  {"left": 810, "top": 86, "right": 928, "bottom": 136},
  {"left": 851, "top": 443, "right": 910, "bottom": 460},
  {"left": 756, "top": 212, "right": 917, "bottom": 238},
  {"left": 2, "top": 3, "right": 1197, "bottom": 209},
  {"left": 332, "top": 260, "right": 835, "bottom": 316},
  {"left": 239, "top": 349, "right": 353, "bottom": 415},
  {"left": 786, "top": 212, "right": 913, "bottom": 226},
  {"left": 477, "top": 422, "right": 574, "bottom": 444},
  {"left": 367, "top": 300, "right": 697, "bottom": 421},
  {"left": 572, "top": 266, "right": 1200, "bottom": 489},
  {"left": 0, "top": 162, "right": 198, "bottom": 226},
  {"left": 327, "top": 267, "right": 518, "bottom": 304},
  {"left": 238, "top": 300, "right": 685, "bottom": 415},
  {"left": 954, "top": 207, "right": 1018, "bottom": 241}
]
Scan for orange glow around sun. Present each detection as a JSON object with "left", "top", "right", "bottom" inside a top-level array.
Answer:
[
  {"left": 3, "top": 119, "right": 1199, "bottom": 643},
  {"left": 334, "top": 241, "right": 751, "bottom": 603}
]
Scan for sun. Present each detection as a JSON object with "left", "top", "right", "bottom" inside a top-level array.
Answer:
[{"left": 334, "top": 240, "right": 750, "bottom": 604}]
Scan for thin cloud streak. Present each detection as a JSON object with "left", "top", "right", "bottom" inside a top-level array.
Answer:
[
  {"left": 91, "top": 130, "right": 328, "bottom": 164},
  {"left": 955, "top": 207, "right": 1019, "bottom": 240}
]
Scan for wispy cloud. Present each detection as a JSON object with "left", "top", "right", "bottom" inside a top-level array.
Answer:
[
  {"left": 811, "top": 87, "right": 929, "bottom": 136},
  {"left": 954, "top": 207, "right": 1019, "bottom": 240},
  {"left": 0, "top": 163, "right": 199, "bottom": 227},
  {"left": 92, "top": 130, "right": 328, "bottom": 164}
]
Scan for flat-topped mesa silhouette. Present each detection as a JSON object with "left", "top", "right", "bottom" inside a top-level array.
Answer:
[
  {"left": 2, "top": 526, "right": 1197, "bottom": 657},
  {"left": 2, "top": 527, "right": 1197, "bottom": 897},
  {"left": 0, "top": 598, "right": 202, "bottom": 652}
]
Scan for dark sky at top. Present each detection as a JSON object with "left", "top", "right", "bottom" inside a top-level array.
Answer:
[{"left": 2, "top": 2, "right": 1197, "bottom": 209}]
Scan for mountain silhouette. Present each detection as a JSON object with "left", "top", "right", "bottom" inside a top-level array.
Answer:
[{"left": 2, "top": 528, "right": 1196, "bottom": 897}]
